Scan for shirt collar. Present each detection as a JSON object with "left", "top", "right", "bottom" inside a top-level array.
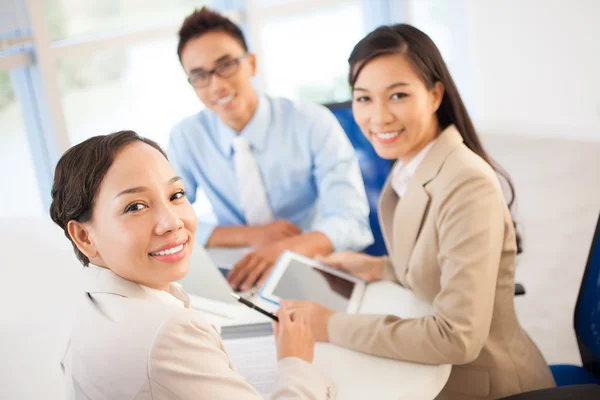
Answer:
[
  {"left": 217, "top": 94, "right": 271, "bottom": 156},
  {"left": 83, "top": 265, "right": 190, "bottom": 308},
  {"left": 410, "top": 124, "right": 464, "bottom": 186},
  {"left": 391, "top": 138, "right": 437, "bottom": 197}
]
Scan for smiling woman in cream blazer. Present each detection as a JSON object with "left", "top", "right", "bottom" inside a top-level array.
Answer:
[
  {"left": 283, "top": 25, "right": 555, "bottom": 399},
  {"left": 50, "top": 130, "right": 335, "bottom": 400}
]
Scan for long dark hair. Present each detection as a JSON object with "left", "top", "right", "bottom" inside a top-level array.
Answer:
[{"left": 349, "top": 24, "right": 522, "bottom": 253}]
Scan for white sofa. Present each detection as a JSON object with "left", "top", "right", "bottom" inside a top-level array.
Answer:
[{"left": 0, "top": 216, "right": 82, "bottom": 399}]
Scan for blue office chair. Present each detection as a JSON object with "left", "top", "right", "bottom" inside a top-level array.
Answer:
[
  {"left": 325, "top": 101, "right": 391, "bottom": 256},
  {"left": 549, "top": 211, "right": 600, "bottom": 386},
  {"left": 500, "top": 212, "right": 600, "bottom": 398}
]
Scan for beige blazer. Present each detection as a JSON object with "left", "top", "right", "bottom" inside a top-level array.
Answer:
[
  {"left": 62, "top": 266, "right": 336, "bottom": 399},
  {"left": 328, "top": 126, "right": 555, "bottom": 399}
]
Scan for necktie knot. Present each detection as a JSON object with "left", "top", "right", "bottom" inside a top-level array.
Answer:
[{"left": 232, "top": 136, "right": 251, "bottom": 153}]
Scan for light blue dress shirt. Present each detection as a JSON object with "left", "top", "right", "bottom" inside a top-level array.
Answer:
[{"left": 167, "top": 95, "right": 373, "bottom": 251}]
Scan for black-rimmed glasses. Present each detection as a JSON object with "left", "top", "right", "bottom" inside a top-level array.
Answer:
[{"left": 187, "top": 53, "right": 249, "bottom": 88}]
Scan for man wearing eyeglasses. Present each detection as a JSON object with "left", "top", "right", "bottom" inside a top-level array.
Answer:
[{"left": 168, "top": 7, "right": 373, "bottom": 292}]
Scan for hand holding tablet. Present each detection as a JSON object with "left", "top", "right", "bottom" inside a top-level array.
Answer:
[
  {"left": 315, "top": 252, "right": 386, "bottom": 283},
  {"left": 259, "top": 251, "right": 366, "bottom": 313}
]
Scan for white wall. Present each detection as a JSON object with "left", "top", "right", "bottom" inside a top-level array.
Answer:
[
  {"left": 467, "top": 0, "right": 600, "bottom": 141},
  {"left": 0, "top": 216, "right": 81, "bottom": 399}
]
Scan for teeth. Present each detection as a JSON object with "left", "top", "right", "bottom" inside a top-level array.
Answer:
[
  {"left": 216, "top": 94, "right": 235, "bottom": 105},
  {"left": 375, "top": 130, "right": 403, "bottom": 139},
  {"left": 150, "top": 244, "right": 184, "bottom": 257}
]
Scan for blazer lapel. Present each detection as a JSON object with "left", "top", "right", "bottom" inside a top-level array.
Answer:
[
  {"left": 382, "top": 125, "right": 465, "bottom": 283},
  {"left": 392, "top": 181, "right": 430, "bottom": 282},
  {"left": 378, "top": 171, "right": 398, "bottom": 255}
]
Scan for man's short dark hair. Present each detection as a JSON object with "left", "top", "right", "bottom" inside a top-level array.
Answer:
[{"left": 177, "top": 7, "right": 248, "bottom": 61}]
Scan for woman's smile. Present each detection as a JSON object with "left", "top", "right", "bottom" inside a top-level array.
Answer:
[
  {"left": 371, "top": 128, "right": 406, "bottom": 144},
  {"left": 148, "top": 240, "right": 189, "bottom": 263}
]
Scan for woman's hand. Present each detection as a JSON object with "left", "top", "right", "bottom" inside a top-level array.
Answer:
[
  {"left": 272, "top": 306, "right": 315, "bottom": 363},
  {"left": 316, "top": 251, "right": 385, "bottom": 283},
  {"left": 280, "top": 300, "right": 335, "bottom": 342}
]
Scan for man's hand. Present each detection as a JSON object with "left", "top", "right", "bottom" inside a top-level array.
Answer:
[
  {"left": 227, "top": 231, "right": 333, "bottom": 292},
  {"left": 206, "top": 220, "right": 301, "bottom": 248},
  {"left": 248, "top": 220, "right": 302, "bottom": 247},
  {"left": 227, "top": 241, "right": 285, "bottom": 291}
]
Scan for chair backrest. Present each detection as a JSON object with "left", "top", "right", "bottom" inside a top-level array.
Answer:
[
  {"left": 574, "top": 211, "right": 600, "bottom": 379},
  {"left": 325, "top": 101, "right": 391, "bottom": 256}
]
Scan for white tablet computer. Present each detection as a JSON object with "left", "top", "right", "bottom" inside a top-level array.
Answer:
[{"left": 259, "top": 251, "right": 366, "bottom": 313}]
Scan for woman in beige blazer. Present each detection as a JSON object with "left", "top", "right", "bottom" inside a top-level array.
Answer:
[
  {"left": 282, "top": 25, "right": 555, "bottom": 399},
  {"left": 49, "top": 130, "right": 336, "bottom": 399}
]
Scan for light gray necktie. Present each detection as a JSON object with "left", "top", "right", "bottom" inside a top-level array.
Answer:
[{"left": 232, "top": 136, "right": 275, "bottom": 225}]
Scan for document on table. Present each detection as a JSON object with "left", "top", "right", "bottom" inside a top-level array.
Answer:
[{"left": 222, "top": 323, "right": 277, "bottom": 398}]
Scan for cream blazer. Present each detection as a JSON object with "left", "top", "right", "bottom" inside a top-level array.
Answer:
[
  {"left": 62, "top": 266, "right": 336, "bottom": 399},
  {"left": 328, "top": 126, "right": 555, "bottom": 399}
]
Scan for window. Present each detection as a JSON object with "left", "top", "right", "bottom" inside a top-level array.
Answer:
[
  {"left": 257, "top": 0, "right": 365, "bottom": 103},
  {"left": 0, "top": 72, "right": 44, "bottom": 217},
  {"left": 57, "top": 38, "right": 201, "bottom": 147},
  {"left": 408, "top": 0, "right": 474, "bottom": 114},
  {"left": 256, "top": 0, "right": 301, "bottom": 7},
  {"left": 43, "top": 0, "right": 206, "bottom": 40},
  {"left": 2, "top": 0, "right": 401, "bottom": 216},
  {"left": 409, "top": 0, "right": 453, "bottom": 68}
]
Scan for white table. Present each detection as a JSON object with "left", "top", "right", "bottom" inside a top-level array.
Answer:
[{"left": 193, "top": 249, "right": 452, "bottom": 400}]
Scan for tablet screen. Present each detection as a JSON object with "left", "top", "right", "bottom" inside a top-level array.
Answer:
[{"left": 272, "top": 259, "right": 355, "bottom": 312}]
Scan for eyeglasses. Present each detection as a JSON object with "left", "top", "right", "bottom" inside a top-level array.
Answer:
[{"left": 187, "top": 53, "right": 248, "bottom": 89}]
